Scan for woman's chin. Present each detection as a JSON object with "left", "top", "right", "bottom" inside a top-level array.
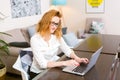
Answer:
[{"left": 50, "top": 31, "right": 55, "bottom": 34}]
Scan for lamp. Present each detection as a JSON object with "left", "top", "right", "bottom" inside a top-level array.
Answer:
[
  {"left": 51, "top": 0, "right": 67, "bottom": 27},
  {"left": 52, "top": 0, "right": 67, "bottom": 6}
]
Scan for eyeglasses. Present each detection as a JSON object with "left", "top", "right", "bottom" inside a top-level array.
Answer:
[{"left": 51, "top": 21, "right": 59, "bottom": 27}]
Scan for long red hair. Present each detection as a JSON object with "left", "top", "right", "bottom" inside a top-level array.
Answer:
[{"left": 36, "top": 9, "right": 62, "bottom": 39}]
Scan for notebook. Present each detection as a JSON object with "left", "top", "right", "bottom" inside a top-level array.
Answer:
[{"left": 62, "top": 46, "right": 103, "bottom": 76}]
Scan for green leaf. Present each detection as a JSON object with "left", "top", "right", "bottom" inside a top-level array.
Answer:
[
  {"left": 0, "top": 39, "right": 8, "bottom": 46},
  {"left": 0, "top": 45, "right": 9, "bottom": 55},
  {"left": 0, "top": 32, "right": 11, "bottom": 55}
]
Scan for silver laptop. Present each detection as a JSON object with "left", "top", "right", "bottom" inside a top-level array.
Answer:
[{"left": 62, "top": 46, "right": 103, "bottom": 76}]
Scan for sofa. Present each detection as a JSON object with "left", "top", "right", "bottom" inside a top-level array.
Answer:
[
  {"left": 0, "top": 24, "right": 82, "bottom": 75},
  {"left": 0, "top": 25, "right": 35, "bottom": 75}
]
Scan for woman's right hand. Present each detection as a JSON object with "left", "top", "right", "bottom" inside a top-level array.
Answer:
[{"left": 62, "top": 59, "right": 79, "bottom": 66}]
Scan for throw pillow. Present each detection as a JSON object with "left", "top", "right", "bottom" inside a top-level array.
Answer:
[
  {"left": 28, "top": 26, "right": 67, "bottom": 38},
  {"left": 62, "top": 27, "right": 67, "bottom": 35},
  {"left": 88, "top": 21, "right": 104, "bottom": 34},
  {"left": 63, "top": 32, "right": 79, "bottom": 48},
  {"left": 28, "top": 26, "right": 36, "bottom": 37}
]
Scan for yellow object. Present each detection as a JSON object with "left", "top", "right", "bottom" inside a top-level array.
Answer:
[
  {"left": 88, "top": 0, "right": 103, "bottom": 7},
  {"left": 0, "top": 67, "right": 6, "bottom": 80},
  {"left": 87, "top": 35, "right": 102, "bottom": 51}
]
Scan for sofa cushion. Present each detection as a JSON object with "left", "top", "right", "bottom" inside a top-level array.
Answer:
[
  {"left": 88, "top": 21, "right": 104, "bottom": 34},
  {"left": 2, "top": 29, "right": 26, "bottom": 43},
  {"left": 0, "top": 29, "right": 28, "bottom": 56},
  {"left": 21, "top": 24, "right": 36, "bottom": 43},
  {"left": 63, "top": 32, "right": 79, "bottom": 48},
  {"left": 62, "top": 27, "right": 67, "bottom": 35},
  {"left": 85, "top": 18, "right": 102, "bottom": 33},
  {"left": 28, "top": 25, "right": 36, "bottom": 37}
]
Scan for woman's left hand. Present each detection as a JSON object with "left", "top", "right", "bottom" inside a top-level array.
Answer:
[{"left": 75, "top": 57, "right": 89, "bottom": 64}]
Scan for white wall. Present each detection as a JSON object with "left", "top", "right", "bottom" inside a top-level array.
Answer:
[
  {"left": 1, "top": 0, "right": 120, "bottom": 35},
  {"left": 61, "top": 0, "right": 120, "bottom": 35},
  {"left": 0, "top": 0, "right": 50, "bottom": 32}
]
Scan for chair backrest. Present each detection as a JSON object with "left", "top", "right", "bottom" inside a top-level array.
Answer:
[
  {"left": 13, "top": 48, "right": 33, "bottom": 80},
  {"left": 20, "top": 50, "right": 33, "bottom": 80}
]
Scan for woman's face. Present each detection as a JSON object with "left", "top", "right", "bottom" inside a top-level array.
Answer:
[{"left": 50, "top": 16, "right": 60, "bottom": 34}]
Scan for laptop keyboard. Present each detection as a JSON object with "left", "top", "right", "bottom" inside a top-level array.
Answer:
[{"left": 72, "top": 64, "right": 87, "bottom": 73}]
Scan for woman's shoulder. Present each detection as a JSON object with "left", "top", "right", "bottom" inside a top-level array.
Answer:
[
  {"left": 51, "top": 34, "right": 61, "bottom": 41},
  {"left": 31, "top": 33, "right": 42, "bottom": 40}
]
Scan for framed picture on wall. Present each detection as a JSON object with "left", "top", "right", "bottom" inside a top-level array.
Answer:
[
  {"left": 10, "top": 0, "right": 41, "bottom": 18},
  {"left": 86, "top": 0, "right": 105, "bottom": 13}
]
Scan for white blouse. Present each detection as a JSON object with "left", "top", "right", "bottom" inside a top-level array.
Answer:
[{"left": 30, "top": 33, "right": 72, "bottom": 73}]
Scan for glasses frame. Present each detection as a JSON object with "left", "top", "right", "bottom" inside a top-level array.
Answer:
[{"left": 50, "top": 21, "right": 59, "bottom": 27}]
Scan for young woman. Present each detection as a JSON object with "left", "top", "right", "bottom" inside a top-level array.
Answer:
[{"left": 30, "top": 9, "right": 89, "bottom": 79}]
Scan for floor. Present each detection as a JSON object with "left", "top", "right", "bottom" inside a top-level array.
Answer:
[{"left": 5, "top": 72, "right": 22, "bottom": 80}]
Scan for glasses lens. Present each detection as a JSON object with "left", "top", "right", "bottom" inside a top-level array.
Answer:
[{"left": 51, "top": 22, "right": 59, "bottom": 27}]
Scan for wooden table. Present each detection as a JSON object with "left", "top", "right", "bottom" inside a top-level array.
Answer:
[
  {"left": 74, "top": 34, "right": 120, "bottom": 55},
  {"left": 33, "top": 34, "right": 120, "bottom": 80},
  {"left": 33, "top": 51, "right": 115, "bottom": 80}
]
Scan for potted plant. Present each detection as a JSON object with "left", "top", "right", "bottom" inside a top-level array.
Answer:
[{"left": 0, "top": 32, "right": 12, "bottom": 80}]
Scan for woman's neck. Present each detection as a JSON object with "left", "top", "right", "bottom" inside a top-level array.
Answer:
[
  {"left": 43, "top": 34, "right": 51, "bottom": 47},
  {"left": 43, "top": 34, "right": 51, "bottom": 42}
]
